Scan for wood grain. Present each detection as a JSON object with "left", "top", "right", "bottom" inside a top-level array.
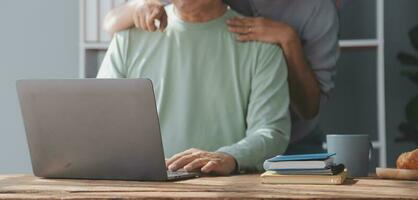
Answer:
[
  {"left": 376, "top": 168, "right": 418, "bottom": 180},
  {"left": 0, "top": 174, "right": 417, "bottom": 199}
]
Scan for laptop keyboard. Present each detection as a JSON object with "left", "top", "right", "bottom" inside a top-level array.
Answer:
[
  {"left": 167, "top": 170, "right": 192, "bottom": 177},
  {"left": 166, "top": 170, "right": 200, "bottom": 180}
]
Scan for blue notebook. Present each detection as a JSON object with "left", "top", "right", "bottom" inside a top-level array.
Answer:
[
  {"left": 267, "top": 153, "right": 336, "bottom": 162},
  {"left": 269, "top": 164, "right": 345, "bottom": 175}
]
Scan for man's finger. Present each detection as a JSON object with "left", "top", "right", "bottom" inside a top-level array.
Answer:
[
  {"left": 201, "top": 160, "right": 220, "bottom": 174},
  {"left": 183, "top": 158, "right": 209, "bottom": 172},
  {"left": 168, "top": 154, "right": 198, "bottom": 171},
  {"left": 166, "top": 148, "right": 196, "bottom": 167},
  {"left": 166, "top": 151, "right": 192, "bottom": 167}
]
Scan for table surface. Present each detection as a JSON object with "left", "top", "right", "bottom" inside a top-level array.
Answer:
[{"left": 0, "top": 174, "right": 417, "bottom": 199}]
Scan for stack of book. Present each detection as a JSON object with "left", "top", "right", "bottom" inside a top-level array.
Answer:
[{"left": 261, "top": 153, "right": 347, "bottom": 185}]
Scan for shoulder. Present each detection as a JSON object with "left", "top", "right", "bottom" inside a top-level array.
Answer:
[
  {"left": 290, "top": 0, "right": 339, "bottom": 48},
  {"left": 313, "top": 0, "right": 339, "bottom": 21},
  {"left": 255, "top": 42, "right": 284, "bottom": 60},
  {"left": 301, "top": 0, "right": 339, "bottom": 26},
  {"left": 114, "top": 26, "right": 166, "bottom": 44},
  {"left": 294, "top": 0, "right": 337, "bottom": 14},
  {"left": 261, "top": 44, "right": 283, "bottom": 63},
  {"left": 250, "top": 42, "right": 286, "bottom": 73},
  {"left": 281, "top": 0, "right": 338, "bottom": 31},
  {"left": 113, "top": 29, "right": 130, "bottom": 40}
]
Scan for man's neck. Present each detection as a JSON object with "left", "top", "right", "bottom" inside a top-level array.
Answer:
[{"left": 173, "top": 1, "right": 227, "bottom": 23}]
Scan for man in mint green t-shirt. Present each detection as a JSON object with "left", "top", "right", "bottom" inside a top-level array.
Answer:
[{"left": 98, "top": 0, "right": 290, "bottom": 175}]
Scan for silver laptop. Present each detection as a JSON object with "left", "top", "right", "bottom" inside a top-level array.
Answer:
[{"left": 16, "top": 78, "right": 198, "bottom": 181}]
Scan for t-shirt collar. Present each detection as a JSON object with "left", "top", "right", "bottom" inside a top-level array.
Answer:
[{"left": 166, "top": 4, "right": 235, "bottom": 30}]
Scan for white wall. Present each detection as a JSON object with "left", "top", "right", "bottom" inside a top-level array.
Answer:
[{"left": 0, "top": 0, "right": 79, "bottom": 173}]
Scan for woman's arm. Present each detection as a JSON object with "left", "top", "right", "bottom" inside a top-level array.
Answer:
[
  {"left": 227, "top": 1, "right": 339, "bottom": 120},
  {"left": 103, "top": 0, "right": 167, "bottom": 34},
  {"left": 281, "top": 30, "right": 321, "bottom": 120},
  {"left": 227, "top": 17, "right": 321, "bottom": 120}
]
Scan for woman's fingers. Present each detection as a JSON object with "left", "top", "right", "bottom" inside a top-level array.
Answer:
[
  {"left": 226, "top": 18, "right": 246, "bottom": 27},
  {"left": 228, "top": 26, "right": 252, "bottom": 34},
  {"left": 133, "top": 13, "right": 141, "bottom": 29},
  {"left": 152, "top": 8, "right": 168, "bottom": 31},
  {"left": 230, "top": 26, "right": 262, "bottom": 42},
  {"left": 146, "top": 9, "right": 159, "bottom": 32},
  {"left": 227, "top": 17, "right": 256, "bottom": 27},
  {"left": 236, "top": 33, "right": 257, "bottom": 42},
  {"left": 159, "top": 12, "right": 168, "bottom": 31},
  {"left": 227, "top": 17, "right": 261, "bottom": 42},
  {"left": 139, "top": 12, "right": 147, "bottom": 31},
  {"left": 146, "top": 8, "right": 167, "bottom": 32}
]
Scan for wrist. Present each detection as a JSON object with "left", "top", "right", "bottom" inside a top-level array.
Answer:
[
  {"left": 219, "top": 152, "right": 238, "bottom": 174},
  {"left": 279, "top": 27, "right": 300, "bottom": 52}
]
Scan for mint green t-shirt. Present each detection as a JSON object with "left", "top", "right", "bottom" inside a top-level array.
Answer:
[{"left": 97, "top": 5, "right": 290, "bottom": 171}]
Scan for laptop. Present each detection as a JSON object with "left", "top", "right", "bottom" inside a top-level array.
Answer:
[{"left": 16, "top": 78, "right": 198, "bottom": 181}]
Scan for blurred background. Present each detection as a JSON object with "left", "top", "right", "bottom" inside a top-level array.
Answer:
[{"left": 0, "top": 0, "right": 417, "bottom": 173}]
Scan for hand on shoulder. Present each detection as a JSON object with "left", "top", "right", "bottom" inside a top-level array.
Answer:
[{"left": 131, "top": 0, "right": 168, "bottom": 32}]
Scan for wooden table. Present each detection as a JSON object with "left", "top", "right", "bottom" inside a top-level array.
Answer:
[{"left": 0, "top": 174, "right": 417, "bottom": 199}]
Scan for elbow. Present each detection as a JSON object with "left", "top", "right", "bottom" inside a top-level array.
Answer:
[
  {"left": 293, "top": 102, "right": 320, "bottom": 120},
  {"left": 300, "top": 106, "right": 319, "bottom": 120},
  {"left": 291, "top": 87, "right": 322, "bottom": 120}
]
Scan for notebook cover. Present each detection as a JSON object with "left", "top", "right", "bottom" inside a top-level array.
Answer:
[
  {"left": 260, "top": 170, "right": 347, "bottom": 185},
  {"left": 263, "top": 157, "right": 334, "bottom": 170},
  {"left": 267, "top": 153, "right": 336, "bottom": 162},
  {"left": 270, "top": 164, "right": 345, "bottom": 175}
]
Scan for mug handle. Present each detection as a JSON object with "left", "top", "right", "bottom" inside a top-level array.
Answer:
[{"left": 369, "top": 142, "right": 373, "bottom": 160}]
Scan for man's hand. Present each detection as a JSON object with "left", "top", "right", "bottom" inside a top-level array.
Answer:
[
  {"left": 166, "top": 148, "right": 237, "bottom": 176},
  {"left": 132, "top": 0, "right": 168, "bottom": 32}
]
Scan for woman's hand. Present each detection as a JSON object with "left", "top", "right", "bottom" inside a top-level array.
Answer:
[
  {"left": 132, "top": 0, "right": 168, "bottom": 32},
  {"left": 228, "top": 16, "right": 321, "bottom": 120},
  {"left": 227, "top": 17, "right": 297, "bottom": 47},
  {"left": 103, "top": 0, "right": 168, "bottom": 34},
  {"left": 166, "top": 148, "right": 237, "bottom": 176}
]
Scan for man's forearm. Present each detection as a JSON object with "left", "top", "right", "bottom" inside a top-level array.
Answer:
[
  {"left": 281, "top": 33, "right": 321, "bottom": 120},
  {"left": 217, "top": 129, "right": 290, "bottom": 172}
]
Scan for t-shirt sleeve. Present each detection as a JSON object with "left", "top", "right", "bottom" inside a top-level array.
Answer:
[
  {"left": 217, "top": 45, "right": 291, "bottom": 172},
  {"left": 97, "top": 30, "right": 129, "bottom": 78},
  {"left": 302, "top": 0, "right": 340, "bottom": 96}
]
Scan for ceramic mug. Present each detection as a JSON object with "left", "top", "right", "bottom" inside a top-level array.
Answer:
[{"left": 326, "top": 134, "right": 372, "bottom": 177}]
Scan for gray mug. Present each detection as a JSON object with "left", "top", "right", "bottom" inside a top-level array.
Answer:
[{"left": 326, "top": 134, "right": 372, "bottom": 177}]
